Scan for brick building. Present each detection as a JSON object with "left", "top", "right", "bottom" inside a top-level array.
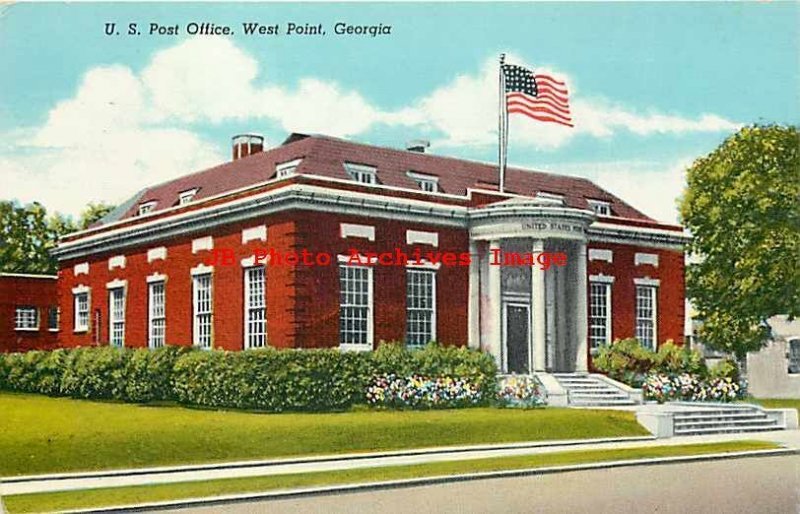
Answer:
[
  {"left": 0, "top": 273, "right": 59, "bottom": 352},
  {"left": 52, "top": 133, "right": 688, "bottom": 373}
]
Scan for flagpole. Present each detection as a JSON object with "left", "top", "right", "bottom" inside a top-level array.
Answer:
[{"left": 498, "top": 53, "right": 508, "bottom": 193}]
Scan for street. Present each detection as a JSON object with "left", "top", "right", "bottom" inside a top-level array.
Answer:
[{"left": 172, "top": 455, "right": 800, "bottom": 514}]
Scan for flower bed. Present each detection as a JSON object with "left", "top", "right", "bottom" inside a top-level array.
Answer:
[
  {"left": 497, "top": 374, "right": 547, "bottom": 408},
  {"left": 366, "top": 374, "right": 484, "bottom": 409},
  {"left": 643, "top": 373, "right": 746, "bottom": 403}
]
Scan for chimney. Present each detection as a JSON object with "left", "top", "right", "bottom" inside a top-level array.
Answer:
[
  {"left": 232, "top": 134, "right": 265, "bottom": 161},
  {"left": 405, "top": 139, "right": 430, "bottom": 153}
]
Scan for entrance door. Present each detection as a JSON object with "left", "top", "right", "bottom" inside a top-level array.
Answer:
[{"left": 504, "top": 303, "right": 530, "bottom": 374}]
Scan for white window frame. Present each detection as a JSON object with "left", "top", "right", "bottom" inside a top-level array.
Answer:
[
  {"left": 244, "top": 266, "right": 267, "bottom": 349},
  {"left": 73, "top": 290, "right": 90, "bottom": 332},
  {"left": 589, "top": 281, "right": 612, "bottom": 349},
  {"left": 138, "top": 201, "right": 156, "bottom": 216},
  {"left": 635, "top": 285, "right": 658, "bottom": 350},
  {"left": 192, "top": 272, "right": 213, "bottom": 349},
  {"left": 344, "top": 163, "right": 378, "bottom": 185},
  {"left": 588, "top": 199, "right": 611, "bottom": 216},
  {"left": 276, "top": 158, "right": 302, "bottom": 178},
  {"left": 407, "top": 171, "right": 439, "bottom": 193},
  {"left": 14, "top": 306, "right": 39, "bottom": 331},
  {"left": 178, "top": 188, "right": 198, "bottom": 205},
  {"left": 148, "top": 280, "right": 166, "bottom": 349},
  {"left": 108, "top": 286, "right": 126, "bottom": 347},
  {"left": 339, "top": 264, "right": 373, "bottom": 351},
  {"left": 406, "top": 269, "right": 436, "bottom": 348}
]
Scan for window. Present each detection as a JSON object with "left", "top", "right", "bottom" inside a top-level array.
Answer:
[
  {"left": 148, "top": 281, "right": 166, "bottom": 349},
  {"left": 193, "top": 273, "right": 213, "bottom": 349},
  {"left": 588, "top": 199, "right": 611, "bottom": 216},
  {"left": 138, "top": 201, "right": 156, "bottom": 216},
  {"left": 74, "top": 292, "right": 89, "bottom": 332},
  {"left": 244, "top": 267, "right": 267, "bottom": 349},
  {"left": 407, "top": 171, "right": 439, "bottom": 193},
  {"left": 108, "top": 287, "right": 126, "bottom": 347},
  {"left": 47, "top": 307, "right": 59, "bottom": 331},
  {"left": 635, "top": 285, "right": 658, "bottom": 350},
  {"left": 339, "top": 265, "right": 373, "bottom": 348},
  {"left": 178, "top": 189, "right": 198, "bottom": 205},
  {"left": 589, "top": 282, "right": 612, "bottom": 348},
  {"left": 344, "top": 163, "right": 378, "bottom": 185},
  {"left": 14, "top": 307, "right": 38, "bottom": 330},
  {"left": 788, "top": 338, "right": 800, "bottom": 374},
  {"left": 406, "top": 270, "right": 436, "bottom": 348},
  {"left": 276, "top": 158, "right": 302, "bottom": 178}
]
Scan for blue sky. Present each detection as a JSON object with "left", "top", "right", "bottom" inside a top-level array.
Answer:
[{"left": 1, "top": 2, "right": 798, "bottom": 222}]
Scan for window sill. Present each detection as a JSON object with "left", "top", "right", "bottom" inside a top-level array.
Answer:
[
  {"left": 14, "top": 328, "right": 39, "bottom": 332},
  {"left": 74, "top": 328, "right": 89, "bottom": 334},
  {"left": 339, "top": 343, "right": 373, "bottom": 352},
  {"left": 48, "top": 328, "right": 60, "bottom": 333}
]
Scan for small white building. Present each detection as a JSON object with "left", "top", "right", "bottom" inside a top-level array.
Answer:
[{"left": 746, "top": 316, "right": 800, "bottom": 399}]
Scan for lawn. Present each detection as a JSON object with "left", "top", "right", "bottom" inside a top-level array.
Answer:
[
  {"left": 2, "top": 440, "right": 779, "bottom": 514},
  {"left": 750, "top": 398, "right": 800, "bottom": 414},
  {"left": 0, "top": 392, "right": 649, "bottom": 477}
]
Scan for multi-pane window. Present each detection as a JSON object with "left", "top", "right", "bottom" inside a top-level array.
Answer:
[
  {"left": 589, "top": 282, "right": 611, "bottom": 348},
  {"left": 788, "top": 338, "right": 800, "bottom": 374},
  {"left": 47, "top": 307, "right": 59, "bottom": 331},
  {"left": 339, "top": 265, "right": 372, "bottom": 348},
  {"left": 138, "top": 202, "right": 155, "bottom": 215},
  {"left": 635, "top": 285, "right": 658, "bottom": 350},
  {"left": 148, "top": 281, "right": 166, "bottom": 349},
  {"left": 14, "top": 307, "right": 38, "bottom": 330},
  {"left": 588, "top": 200, "right": 611, "bottom": 216},
  {"left": 244, "top": 267, "right": 267, "bottom": 349},
  {"left": 74, "top": 292, "right": 89, "bottom": 332},
  {"left": 178, "top": 189, "right": 197, "bottom": 205},
  {"left": 193, "top": 273, "right": 213, "bottom": 349},
  {"left": 108, "top": 287, "right": 126, "bottom": 347},
  {"left": 344, "top": 163, "right": 378, "bottom": 185},
  {"left": 406, "top": 270, "right": 436, "bottom": 348}
]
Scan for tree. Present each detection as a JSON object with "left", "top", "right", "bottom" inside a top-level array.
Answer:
[
  {"left": 78, "top": 202, "right": 115, "bottom": 230},
  {"left": 680, "top": 124, "right": 800, "bottom": 358},
  {"left": 0, "top": 201, "right": 63, "bottom": 273}
]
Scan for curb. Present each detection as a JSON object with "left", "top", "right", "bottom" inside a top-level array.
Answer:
[
  {"left": 2, "top": 436, "right": 656, "bottom": 484},
  {"left": 48, "top": 447, "right": 798, "bottom": 513}
]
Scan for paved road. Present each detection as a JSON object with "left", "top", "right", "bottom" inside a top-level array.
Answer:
[{"left": 173, "top": 455, "right": 800, "bottom": 514}]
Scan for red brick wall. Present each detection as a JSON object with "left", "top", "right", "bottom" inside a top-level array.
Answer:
[
  {"left": 587, "top": 242, "right": 685, "bottom": 348},
  {"left": 0, "top": 275, "right": 59, "bottom": 352}
]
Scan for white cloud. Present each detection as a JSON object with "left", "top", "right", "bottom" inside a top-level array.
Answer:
[
  {"left": 0, "top": 41, "right": 736, "bottom": 216},
  {"left": 409, "top": 55, "right": 740, "bottom": 150},
  {"left": 553, "top": 158, "right": 692, "bottom": 224}
]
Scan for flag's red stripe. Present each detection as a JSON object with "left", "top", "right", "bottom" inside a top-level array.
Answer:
[
  {"left": 535, "top": 75, "right": 569, "bottom": 93},
  {"left": 535, "top": 73, "right": 567, "bottom": 86},
  {"left": 507, "top": 102, "right": 573, "bottom": 124},
  {"left": 536, "top": 86, "right": 569, "bottom": 103},
  {"left": 507, "top": 91, "right": 569, "bottom": 111},
  {"left": 508, "top": 107, "right": 574, "bottom": 127},
  {"left": 506, "top": 94, "right": 571, "bottom": 116}
]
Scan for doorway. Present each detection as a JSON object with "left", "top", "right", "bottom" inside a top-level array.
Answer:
[{"left": 504, "top": 303, "right": 530, "bottom": 374}]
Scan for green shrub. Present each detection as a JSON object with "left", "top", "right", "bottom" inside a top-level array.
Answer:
[
  {"left": 594, "top": 338, "right": 706, "bottom": 387},
  {"left": 708, "top": 358, "right": 740, "bottom": 382},
  {"left": 0, "top": 343, "right": 496, "bottom": 412}
]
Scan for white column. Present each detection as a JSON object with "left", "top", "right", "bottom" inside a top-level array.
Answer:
[
  {"left": 532, "top": 239, "right": 547, "bottom": 372},
  {"left": 487, "top": 239, "right": 503, "bottom": 369},
  {"left": 574, "top": 241, "right": 589, "bottom": 372},
  {"left": 467, "top": 240, "right": 480, "bottom": 350}
]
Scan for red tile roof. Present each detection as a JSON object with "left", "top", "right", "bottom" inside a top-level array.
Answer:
[{"left": 115, "top": 133, "right": 654, "bottom": 222}]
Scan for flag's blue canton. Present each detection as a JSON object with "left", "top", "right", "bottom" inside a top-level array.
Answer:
[{"left": 502, "top": 64, "right": 537, "bottom": 97}]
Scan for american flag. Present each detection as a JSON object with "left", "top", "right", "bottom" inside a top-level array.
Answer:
[{"left": 502, "top": 64, "right": 573, "bottom": 127}]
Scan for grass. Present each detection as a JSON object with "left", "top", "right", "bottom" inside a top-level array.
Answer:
[
  {"left": 750, "top": 398, "right": 800, "bottom": 414},
  {"left": 2, "top": 440, "right": 779, "bottom": 514},
  {"left": 0, "top": 392, "right": 648, "bottom": 477}
]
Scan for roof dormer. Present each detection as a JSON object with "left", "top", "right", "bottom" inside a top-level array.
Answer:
[{"left": 344, "top": 163, "right": 378, "bottom": 185}]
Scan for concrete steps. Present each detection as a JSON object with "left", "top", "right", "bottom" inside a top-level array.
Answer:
[
  {"left": 553, "top": 373, "right": 639, "bottom": 407},
  {"left": 672, "top": 406, "right": 783, "bottom": 436}
]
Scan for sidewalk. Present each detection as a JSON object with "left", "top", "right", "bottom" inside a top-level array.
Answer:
[{"left": 3, "top": 430, "right": 799, "bottom": 496}]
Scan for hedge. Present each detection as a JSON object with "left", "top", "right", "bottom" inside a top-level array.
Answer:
[{"left": 0, "top": 342, "right": 497, "bottom": 412}]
